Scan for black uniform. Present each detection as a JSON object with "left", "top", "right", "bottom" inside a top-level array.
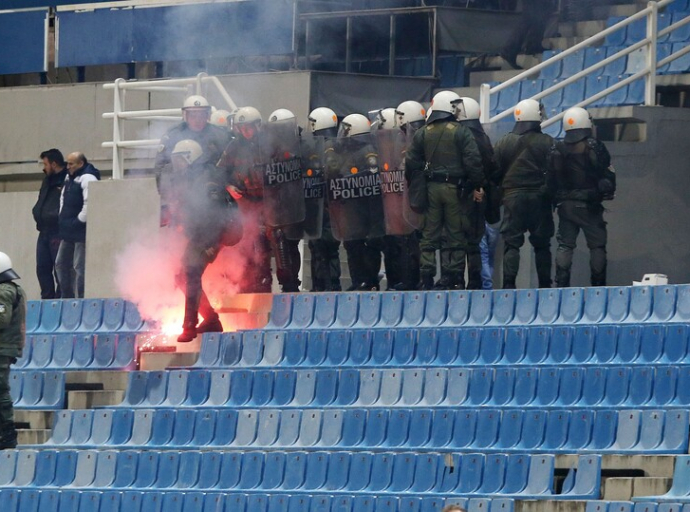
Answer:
[
  {"left": 32, "top": 168, "right": 67, "bottom": 299},
  {"left": 548, "top": 128, "right": 615, "bottom": 287},
  {"left": 494, "top": 121, "right": 555, "bottom": 289},
  {"left": 172, "top": 162, "right": 238, "bottom": 335}
]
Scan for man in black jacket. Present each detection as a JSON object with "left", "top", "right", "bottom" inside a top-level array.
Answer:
[
  {"left": 56, "top": 152, "right": 100, "bottom": 298},
  {"left": 33, "top": 149, "right": 67, "bottom": 299}
]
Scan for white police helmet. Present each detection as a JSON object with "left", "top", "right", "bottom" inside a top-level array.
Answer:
[
  {"left": 171, "top": 139, "right": 203, "bottom": 166},
  {"left": 338, "top": 114, "right": 371, "bottom": 138},
  {"left": 308, "top": 107, "right": 338, "bottom": 134},
  {"left": 453, "top": 97, "right": 481, "bottom": 121},
  {"left": 514, "top": 99, "right": 545, "bottom": 122}
]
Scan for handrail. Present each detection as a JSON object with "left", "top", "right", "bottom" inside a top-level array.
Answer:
[
  {"left": 480, "top": 0, "right": 690, "bottom": 125},
  {"left": 102, "top": 72, "right": 238, "bottom": 179}
]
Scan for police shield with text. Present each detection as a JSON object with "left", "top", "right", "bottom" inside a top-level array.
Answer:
[
  {"left": 306, "top": 107, "right": 342, "bottom": 291},
  {"left": 325, "top": 114, "right": 385, "bottom": 290},
  {"left": 264, "top": 108, "right": 306, "bottom": 292}
]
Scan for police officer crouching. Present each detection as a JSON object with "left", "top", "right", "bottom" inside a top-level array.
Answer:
[
  {"left": 405, "top": 91, "right": 484, "bottom": 290},
  {"left": 170, "top": 141, "right": 242, "bottom": 343},
  {"left": 0, "top": 252, "right": 25, "bottom": 449},
  {"left": 548, "top": 107, "right": 615, "bottom": 287}
]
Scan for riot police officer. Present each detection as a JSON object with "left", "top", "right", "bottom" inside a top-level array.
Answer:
[
  {"left": 155, "top": 95, "right": 230, "bottom": 198},
  {"left": 170, "top": 140, "right": 241, "bottom": 343},
  {"left": 494, "top": 99, "right": 555, "bottom": 289},
  {"left": 451, "top": 96, "right": 499, "bottom": 290},
  {"left": 325, "top": 114, "right": 385, "bottom": 291},
  {"left": 306, "top": 107, "right": 342, "bottom": 291},
  {"left": 405, "top": 91, "right": 484, "bottom": 290},
  {"left": 548, "top": 107, "right": 615, "bottom": 287},
  {"left": 222, "top": 106, "right": 274, "bottom": 293},
  {"left": 0, "top": 252, "right": 25, "bottom": 449}
]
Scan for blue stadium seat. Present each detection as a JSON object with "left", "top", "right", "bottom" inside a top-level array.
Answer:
[
  {"left": 148, "top": 409, "right": 174, "bottom": 447},
  {"left": 459, "top": 453, "right": 485, "bottom": 494},
  {"left": 650, "top": 285, "right": 676, "bottom": 322},
  {"left": 208, "top": 410, "right": 237, "bottom": 447},
  {"left": 666, "top": 325, "right": 690, "bottom": 365},
  {"left": 162, "top": 370, "right": 190, "bottom": 407},
  {"left": 657, "top": 43, "right": 673, "bottom": 74},
  {"left": 456, "top": 328, "right": 480, "bottom": 365},
  {"left": 512, "top": 290, "right": 537, "bottom": 324},
  {"left": 393, "top": 329, "right": 416, "bottom": 365},
  {"left": 291, "top": 295, "right": 316, "bottom": 329},
  {"left": 18, "top": 489, "right": 40, "bottom": 512},
  {"left": 170, "top": 409, "right": 195, "bottom": 447},
  {"left": 70, "top": 334, "right": 94, "bottom": 368},
  {"left": 246, "top": 494, "right": 269, "bottom": 512},
  {"left": 251, "top": 370, "right": 275, "bottom": 407},
  {"left": 51, "top": 334, "right": 74, "bottom": 368},
  {"left": 70, "top": 449, "right": 98, "bottom": 487},
  {"left": 123, "top": 301, "right": 146, "bottom": 331},
  {"left": 497, "top": 411, "right": 523, "bottom": 450},
  {"left": 541, "top": 83, "right": 563, "bottom": 115},
  {"left": 605, "top": 17, "right": 628, "bottom": 45},
  {"left": 401, "top": 369, "right": 424, "bottom": 406},
  {"left": 37, "top": 300, "right": 62, "bottom": 333},
  {"left": 28, "top": 335, "right": 52, "bottom": 369},
  {"left": 474, "top": 409, "right": 500, "bottom": 449},
  {"left": 69, "top": 409, "right": 94, "bottom": 446},
  {"left": 14, "top": 335, "right": 32, "bottom": 369},
  {"left": 562, "top": 50, "right": 586, "bottom": 77},
  {"left": 543, "top": 410, "right": 569, "bottom": 451},
  {"left": 415, "top": 329, "right": 438, "bottom": 365},
  {"left": 314, "top": 369, "right": 338, "bottom": 406},
  {"left": 113, "top": 451, "right": 138, "bottom": 488},
  {"left": 13, "top": 449, "right": 37, "bottom": 486},
  {"left": 610, "top": 502, "right": 634, "bottom": 512},
  {"left": 588, "top": 409, "right": 617, "bottom": 451},
  {"left": 526, "top": 327, "right": 550, "bottom": 364},
  {"left": 562, "top": 80, "right": 586, "bottom": 108},
  {"left": 651, "top": 366, "right": 677, "bottom": 407},
  {"left": 639, "top": 325, "right": 664, "bottom": 363},
  {"left": 537, "top": 289, "right": 560, "bottom": 324},
  {"left": 593, "top": 326, "right": 617, "bottom": 363},
  {"left": 536, "top": 367, "right": 559, "bottom": 406},
  {"left": 34, "top": 450, "right": 58, "bottom": 487},
  {"left": 520, "top": 79, "right": 545, "bottom": 102},
  {"left": 262, "top": 331, "right": 285, "bottom": 367},
  {"left": 283, "top": 331, "right": 306, "bottom": 366},
  {"left": 518, "top": 412, "right": 547, "bottom": 452},
  {"left": 100, "top": 299, "right": 125, "bottom": 332},
  {"left": 561, "top": 455, "right": 601, "bottom": 498},
  {"left": 431, "top": 328, "right": 456, "bottom": 366},
  {"left": 413, "top": 454, "right": 439, "bottom": 493},
  {"left": 423, "top": 291, "right": 448, "bottom": 326},
  {"left": 357, "top": 293, "right": 382, "bottom": 327},
  {"left": 58, "top": 490, "right": 81, "bottom": 512},
  {"left": 9, "top": 372, "right": 23, "bottom": 405},
  {"left": 284, "top": 452, "right": 308, "bottom": 489},
  {"left": 79, "top": 299, "right": 103, "bottom": 332},
  {"left": 313, "top": 293, "right": 337, "bottom": 328},
  {"left": 489, "top": 82, "right": 501, "bottom": 115},
  {"left": 550, "top": 326, "right": 573, "bottom": 364},
  {"left": 540, "top": 50, "right": 562, "bottom": 79},
  {"left": 497, "top": 83, "right": 521, "bottom": 114},
  {"left": 380, "top": 292, "right": 404, "bottom": 327},
  {"left": 491, "top": 290, "right": 516, "bottom": 325},
  {"left": 93, "top": 450, "right": 118, "bottom": 488},
  {"left": 420, "top": 368, "right": 445, "bottom": 407},
  {"left": 558, "top": 368, "right": 584, "bottom": 407},
  {"left": 480, "top": 328, "right": 504, "bottom": 364},
  {"left": 93, "top": 333, "right": 117, "bottom": 368},
  {"left": 26, "top": 301, "right": 40, "bottom": 333},
  {"left": 59, "top": 300, "right": 83, "bottom": 332},
  {"left": 348, "top": 451, "right": 373, "bottom": 490},
  {"left": 567, "top": 410, "right": 594, "bottom": 450},
  {"left": 673, "top": 285, "right": 690, "bottom": 322},
  {"left": 521, "top": 454, "right": 554, "bottom": 497},
  {"left": 604, "top": 366, "right": 631, "bottom": 406},
  {"left": 603, "top": 47, "right": 629, "bottom": 76},
  {"left": 242, "top": 332, "right": 264, "bottom": 366},
  {"left": 669, "top": 13, "right": 690, "bottom": 42},
  {"left": 492, "top": 368, "right": 516, "bottom": 407},
  {"left": 503, "top": 327, "right": 527, "bottom": 364},
  {"left": 584, "top": 47, "right": 607, "bottom": 75},
  {"left": 0, "top": 450, "right": 17, "bottom": 486},
  {"left": 195, "top": 333, "right": 222, "bottom": 367},
  {"left": 400, "top": 292, "right": 426, "bottom": 327},
  {"left": 665, "top": 0, "right": 690, "bottom": 12},
  {"left": 468, "top": 368, "right": 493, "bottom": 406},
  {"left": 661, "top": 410, "right": 690, "bottom": 452},
  {"left": 556, "top": 288, "right": 584, "bottom": 324},
  {"left": 585, "top": 75, "right": 610, "bottom": 107},
  {"left": 263, "top": 452, "right": 286, "bottom": 489},
  {"left": 452, "top": 410, "right": 477, "bottom": 448},
  {"left": 379, "top": 369, "right": 402, "bottom": 406},
  {"left": 613, "top": 410, "right": 641, "bottom": 451},
  {"left": 616, "top": 325, "right": 641, "bottom": 364},
  {"left": 53, "top": 450, "right": 78, "bottom": 487},
  {"left": 446, "top": 290, "right": 470, "bottom": 326},
  {"left": 334, "top": 292, "right": 358, "bottom": 328},
  {"left": 637, "top": 410, "right": 664, "bottom": 451}
]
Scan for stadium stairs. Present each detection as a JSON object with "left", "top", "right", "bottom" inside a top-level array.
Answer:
[{"left": 4, "top": 285, "right": 690, "bottom": 511}]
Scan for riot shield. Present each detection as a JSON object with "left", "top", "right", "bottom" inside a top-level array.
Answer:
[
  {"left": 300, "top": 135, "right": 326, "bottom": 240},
  {"left": 375, "top": 129, "right": 422, "bottom": 235},
  {"left": 325, "top": 133, "right": 385, "bottom": 242},
  {"left": 401, "top": 128, "right": 424, "bottom": 230},
  {"left": 262, "top": 118, "right": 306, "bottom": 229}
]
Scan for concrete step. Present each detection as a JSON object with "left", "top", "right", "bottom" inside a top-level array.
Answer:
[
  {"left": 604, "top": 476, "right": 672, "bottom": 501},
  {"left": 14, "top": 410, "right": 54, "bottom": 430},
  {"left": 67, "top": 389, "right": 125, "bottom": 410},
  {"left": 469, "top": 69, "right": 538, "bottom": 87},
  {"left": 557, "top": 454, "right": 675, "bottom": 478},
  {"left": 140, "top": 351, "right": 198, "bottom": 371},
  {"left": 468, "top": 54, "right": 543, "bottom": 73},
  {"left": 17, "top": 429, "right": 51, "bottom": 446},
  {"left": 594, "top": 4, "right": 643, "bottom": 19},
  {"left": 544, "top": 36, "right": 596, "bottom": 52},
  {"left": 558, "top": 20, "right": 608, "bottom": 38},
  {"left": 65, "top": 370, "right": 129, "bottom": 391}
]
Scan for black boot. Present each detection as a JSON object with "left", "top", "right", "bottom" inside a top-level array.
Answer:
[
  {"left": 197, "top": 314, "right": 223, "bottom": 334},
  {"left": 503, "top": 276, "right": 516, "bottom": 289},
  {"left": 418, "top": 274, "right": 434, "bottom": 290},
  {"left": 177, "top": 322, "right": 197, "bottom": 343}
]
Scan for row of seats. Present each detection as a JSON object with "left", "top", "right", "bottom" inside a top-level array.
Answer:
[
  {"left": 14, "top": 334, "right": 136, "bottom": 370},
  {"left": 120, "top": 366, "right": 690, "bottom": 410},
  {"left": 26, "top": 299, "right": 146, "bottom": 334},
  {"left": 43, "top": 407, "right": 688, "bottom": 454},
  {"left": 266, "top": 285, "right": 689, "bottom": 330},
  {"left": 0, "top": 489, "right": 511, "bottom": 512},
  {"left": 194, "top": 324, "right": 690, "bottom": 369},
  {"left": 0, "top": 449, "right": 600, "bottom": 499},
  {"left": 8, "top": 371, "right": 64, "bottom": 409},
  {"left": 587, "top": 502, "right": 690, "bottom": 512}
]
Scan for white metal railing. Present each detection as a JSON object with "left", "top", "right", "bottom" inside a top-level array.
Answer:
[
  {"left": 102, "top": 73, "right": 238, "bottom": 179},
  {"left": 479, "top": 0, "right": 689, "bottom": 128}
]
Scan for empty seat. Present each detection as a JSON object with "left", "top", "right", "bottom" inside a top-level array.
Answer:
[
  {"left": 562, "top": 80, "right": 586, "bottom": 108},
  {"left": 513, "top": 290, "right": 538, "bottom": 324},
  {"left": 122, "top": 301, "right": 146, "bottom": 331},
  {"left": 497, "top": 83, "right": 521, "bottom": 113},
  {"left": 422, "top": 291, "right": 448, "bottom": 327},
  {"left": 334, "top": 292, "right": 358, "bottom": 328},
  {"left": 556, "top": 288, "right": 584, "bottom": 324},
  {"left": 291, "top": 295, "right": 316, "bottom": 329},
  {"left": 400, "top": 292, "right": 426, "bottom": 327},
  {"left": 26, "top": 301, "right": 40, "bottom": 333},
  {"left": 356, "top": 293, "right": 382, "bottom": 328},
  {"left": 491, "top": 290, "right": 516, "bottom": 325},
  {"left": 37, "top": 301, "right": 62, "bottom": 333},
  {"left": 537, "top": 289, "right": 560, "bottom": 324},
  {"left": 540, "top": 50, "right": 562, "bottom": 79},
  {"left": 59, "top": 300, "right": 83, "bottom": 332},
  {"left": 100, "top": 299, "right": 125, "bottom": 331},
  {"left": 313, "top": 293, "right": 337, "bottom": 328},
  {"left": 520, "top": 80, "right": 545, "bottom": 102},
  {"left": 445, "top": 291, "right": 470, "bottom": 326},
  {"left": 263, "top": 332, "right": 286, "bottom": 368}
]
